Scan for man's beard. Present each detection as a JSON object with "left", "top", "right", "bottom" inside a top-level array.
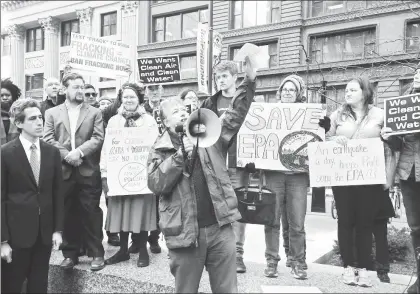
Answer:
[{"left": 1, "top": 100, "right": 13, "bottom": 112}]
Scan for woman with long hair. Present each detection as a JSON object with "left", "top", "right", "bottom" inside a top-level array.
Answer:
[
  {"left": 100, "top": 82, "right": 159, "bottom": 267},
  {"left": 1, "top": 78, "right": 21, "bottom": 145},
  {"left": 327, "top": 76, "right": 385, "bottom": 287}
]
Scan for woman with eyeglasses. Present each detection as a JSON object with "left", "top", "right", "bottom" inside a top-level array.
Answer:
[
  {"left": 100, "top": 82, "right": 159, "bottom": 267},
  {"left": 84, "top": 84, "right": 99, "bottom": 108}
]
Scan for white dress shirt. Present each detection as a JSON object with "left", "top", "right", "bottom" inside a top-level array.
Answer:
[
  {"left": 65, "top": 101, "right": 82, "bottom": 151},
  {"left": 19, "top": 135, "right": 41, "bottom": 164}
]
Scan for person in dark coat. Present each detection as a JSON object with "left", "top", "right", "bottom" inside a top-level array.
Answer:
[
  {"left": 40, "top": 77, "right": 65, "bottom": 120},
  {"left": 1, "top": 78, "right": 21, "bottom": 145}
]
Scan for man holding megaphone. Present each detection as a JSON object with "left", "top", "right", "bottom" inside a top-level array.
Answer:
[{"left": 147, "top": 56, "right": 256, "bottom": 293}]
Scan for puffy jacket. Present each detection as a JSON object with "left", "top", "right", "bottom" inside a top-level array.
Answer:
[{"left": 147, "top": 76, "right": 256, "bottom": 249}]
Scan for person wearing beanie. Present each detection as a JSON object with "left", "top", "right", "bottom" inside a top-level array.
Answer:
[
  {"left": 98, "top": 96, "right": 112, "bottom": 111},
  {"left": 381, "top": 62, "right": 420, "bottom": 293}
]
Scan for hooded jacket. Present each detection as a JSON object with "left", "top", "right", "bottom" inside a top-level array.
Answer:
[{"left": 147, "top": 76, "right": 255, "bottom": 249}]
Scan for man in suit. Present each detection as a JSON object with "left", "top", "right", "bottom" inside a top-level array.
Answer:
[
  {"left": 1, "top": 98, "right": 64, "bottom": 293},
  {"left": 43, "top": 72, "right": 106, "bottom": 271}
]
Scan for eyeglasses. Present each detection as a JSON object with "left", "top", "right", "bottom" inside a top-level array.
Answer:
[
  {"left": 281, "top": 88, "right": 297, "bottom": 93},
  {"left": 85, "top": 93, "right": 97, "bottom": 98}
]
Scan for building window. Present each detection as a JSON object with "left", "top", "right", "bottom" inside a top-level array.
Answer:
[
  {"left": 99, "top": 77, "right": 116, "bottom": 82},
  {"left": 99, "top": 87, "right": 116, "bottom": 98},
  {"left": 310, "top": 29, "right": 375, "bottom": 63},
  {"left": 180, "top": 55, "right": 197, "bottom": 79},
  {"left": 232, "top": 1, "right": 280, "bottom": 29},
  {"left": 152, "top": 0, "right": 171, "bottom": 3},
  {"left": 2, "top": 35, "right": 11, "bottom": 56},
  {"left": 255, "top": 92, "right": 277, "bottom": 103},
  {"left": 101, "top": 12, "right": 117, "bottom": 37},
  {"left": 153, "top": 8, "right": 208, "bottom": 42},
  {"left": 406, "top": 20, "right": 420, "bottom": 53},
  {"left": 231, "top": 42, "right": 277, "bottom": 72},
  {"left": 25, "top": 73, "right": 44, "bottom": 91},
  {"left": 310, "top": 0, "right": 346, "bottom": 17},
  {"left": 61, "top": 19, "right": 79, "bottom": 47},
  {"left": 26, "top": 27, "right": 44, "bottom": 52}
]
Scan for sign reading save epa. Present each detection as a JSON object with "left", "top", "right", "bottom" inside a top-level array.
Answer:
[
  {"left": 384, "top": 93, "right": 420, "bottom": 135},
  {"left": 138, "top": 55, "right": 181, "bottom": 84}
]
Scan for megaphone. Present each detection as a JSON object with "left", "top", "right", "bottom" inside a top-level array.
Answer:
[{"left": 185, "top": 108, "right": 222, "bottom": 148}]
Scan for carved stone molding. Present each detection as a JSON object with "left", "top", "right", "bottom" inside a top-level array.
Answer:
[
  {"left": 304, "top": 2, "right": 420, "bottom": 26},
  {"left": 121, "top": 1, "right": 139, "bottom": 16},
  {"left": 39, "top": 16, "right": 59, "bottom": 33},
  {"left": 137, "top": 37, "right": 196, "bottom": 52},
  {"left": 223, "top": 19, "right": 303, "bottom": 38},
  {"left": 6, "top": 24, "right": 25, "bottom": 39},
  {"left": 76, "top": 7, "right": 93, "bottom": 25},
  {"left": 25, "top": 56, "right": 45, "bottom": 70},
  {"left": 59, "top": 52, "right": 70, "bottom": 65},
  {"left": 1, "top": 1, "right": 41, "bottom": 11}
]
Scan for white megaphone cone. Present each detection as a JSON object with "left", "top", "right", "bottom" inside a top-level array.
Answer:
[{"left": 185, "top": 108, "right": 222, "bottom": 148}]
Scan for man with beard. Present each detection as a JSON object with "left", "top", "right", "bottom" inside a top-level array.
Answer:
[
  {"left": 43, "top": 73, "right": 106, "bottom": 271},
  {"left": 1, "top": 79, "right": 21, "bottom": 145},
  {"left": 40, "top": 78, "right": 65, "bottom": 119}
]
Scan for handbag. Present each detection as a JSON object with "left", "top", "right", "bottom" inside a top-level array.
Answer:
[{"left": 234, "top": 170, "right": 277, "bottom": 226}]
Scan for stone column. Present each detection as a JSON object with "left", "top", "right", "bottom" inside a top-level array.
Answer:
[
  {"left": 6, "top": 24, "right": 25, "bottom": 91},
  {"left": 39, "top": 16, "right": 60, "bottom": 79},
  {"left": 76, "top": 7, "right": 93, "bottom": 36},
  {"left": 121, "top": 1, "right": 139, "bottom": 82}
]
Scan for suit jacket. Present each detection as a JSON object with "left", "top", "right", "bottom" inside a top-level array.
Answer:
[
  {"left": 43, "top": 102, "right": 104, "bottom": 180},
  {"left": 1, "top": 138, "right": 64, "bottom": 248}
]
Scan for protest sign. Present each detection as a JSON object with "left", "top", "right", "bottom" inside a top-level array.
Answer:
[
  {"left": 236, "top": 103, "right": 325, "bottom": 172},
  {"left": 197, "top": 22, "right": 209, "bottom": 94},
  {"left": 69, "top": 32, "right": 131, "bottom": 79},
  {"left": 104, "top": 127, "right": 157, "bottom": 196},
  {"left": 212, "top": 30, "right": 223, "bottom": 95},
  {"left": 384, "top": 93, "right": 420, "bottom": 135},
  {"left": 153, "top": 108, "right": 165, "bottom": 134},
  {"left": 307, "top": 138, "right": 386, "bottom": 187},
  {"left": 138, "top": 55, "right": 181, "bottom": 84}
]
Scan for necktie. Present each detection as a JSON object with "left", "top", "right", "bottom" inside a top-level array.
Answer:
[{"left": 29, "top": 144, "right": 40, "bottom": 185}]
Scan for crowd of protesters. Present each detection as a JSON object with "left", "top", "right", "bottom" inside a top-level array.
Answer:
[{"left": 1, "top": 59, "right": 419, "bottom": 294}]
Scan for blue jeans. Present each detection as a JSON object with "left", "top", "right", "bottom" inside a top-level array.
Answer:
[
  {"left": 168, "top": 224, "right": 237, "bottom": 293},
  {"left": 400, "top": 177, "right": 420, "bottom": 261},
  {"left": 231, "top": 169, "right": 308, "bottom": 266}
]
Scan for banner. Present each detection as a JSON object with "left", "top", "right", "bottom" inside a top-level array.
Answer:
[
  {"left": 236, "top": 103, "right": 326, "bottom": 172},
  {"left": 212, "top": 30, "right": 223, "bottom": 95},
  {"left": 197, "top": 22, "right": 209, "bottom": 94},
  {"left": 307, "top": 138, "right": 386, "bottom": 187},
  {"left": 384, "top": 93, "right": 420, "bottom": 135},
  {"left": 69, "top": 33, "right": 131, "bottom": 79},
  {"left": 104, "top": 127, "right": 157, "bottom": 196},
  {"left": 153, "top": 108, "right": 165, "bottom": 135},
  {"left": 138, "top": 55, "right": 181, "bottom": 84}
]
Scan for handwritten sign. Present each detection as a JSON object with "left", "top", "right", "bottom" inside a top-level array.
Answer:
[
  {"left": 69, "top": 33, "right": 130, "bottom": 79},
  {"left": 307, "top": 138, "right": 386, "bottom": 187},
  {"left": 384, "top": 93, "right": 420, "bottom": 135},
  {"left": 236, "top": 103, "right": 326, "bottom": 171},
  {"left": 138, "top": 55, "right": 180, "bottom": 85},
  {"left": 104, "top": 127, "right": 157, "bottom": 196}
]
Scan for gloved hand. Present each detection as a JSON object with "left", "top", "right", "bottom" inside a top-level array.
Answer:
[
  {"left": 318, "top": 116, "right": 331, "bottom": 133},
  {"left": 244, "top": 162, "right": 256, "bottom": 174}
]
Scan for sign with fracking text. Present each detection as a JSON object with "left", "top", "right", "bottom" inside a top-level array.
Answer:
[
  {"left": 384, "top": 93, "right": 420, "bottom": 135},
  {"left": 138, "top": 55, "right": 181, "bottom": 85},
  {"left": 69, "top": 33, "right": 131, "bottom": 79},
  {"left": 236, "top": 103, "right": 326, "bottom": 172}
]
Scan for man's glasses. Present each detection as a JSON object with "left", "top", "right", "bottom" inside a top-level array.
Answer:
[{"left": 85, "top": 93, "right": 97, "bottom": 98}]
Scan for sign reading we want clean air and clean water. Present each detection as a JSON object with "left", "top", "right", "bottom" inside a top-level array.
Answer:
[
  {"left": 137, "top": 55, "right": 181, "bottom": 84},
  {"left": 384, "top": 93, "right": 420, "bottom": 135},
  {"left": 69, "top": 33, "right": 131, "bottom": 79}
]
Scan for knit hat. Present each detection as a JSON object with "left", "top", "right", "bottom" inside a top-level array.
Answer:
[
  {"left": 278, "top": 74, "right": 307, "bottom": 102},
  {"left": 98, "top": 96, "right": 112, "bottom": 103}
]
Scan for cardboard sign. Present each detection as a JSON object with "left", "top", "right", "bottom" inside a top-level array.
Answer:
[
  {"left": 138, "top": 55, "right": 181, "bottom": 84},
  {"left": 69, "top": 33, "right": 131, "bottom": 79},
  {"left": 236, "top": 103, "right": 326, "bottom": 172},
  {"left": 307, "top": 138, "right": 386, "bottom": 187},
  {"left": 197, "top": 22, "right": 209, "bottom": 94},
  {"left": 384, "top": 93, "right": 420, "bottom": 135},
  {"left": 104, "top": 127, "right": 158, "bottom": 196}
]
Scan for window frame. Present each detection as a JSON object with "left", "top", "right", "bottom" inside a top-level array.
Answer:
[
  {"left": 152, "top": 8, "right": 209, "bottom": 43},
  {"left": 229, "top": 41, "right": 279, "bottom": 72},
  {"left": 26, "top": 27, "right": 44, "bottom": 52},
  {"left": 405, "top": 19, "right": 420, "bottom": 53},
  {"left": 2, "top": 35, "right": 11, "bottom": 56},
  {"left": 231, "top": 1, "right": 281, "bottom": 30},
  {"left": 101, "top": 11, "right": 117, "bottom": 37},
  {"left": 309, "top": 27, "right": 377, "bottom": 64},
  {"left": 25, "top": 73, "right": 44, "bottom": 91},
  {"left": 179, "top": 54, "right": 197, "bottom": 80},
  {"left": 99, "top": 87, "right": 117, "bottom": 98},
  {"left": 61, "top": 19, "right": 80, "bottom": 47},
  {"left": 255, "top": 92, "right": 278, "bottom": 103}
]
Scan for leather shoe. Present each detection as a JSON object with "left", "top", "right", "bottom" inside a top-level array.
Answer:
[
  {"left": 60, "top": 258, "right": 78, "bottom": 270},
  {"left": 128, "top": 243, "right": 140, "bottom": 254},
  {"left": 105, "top": 250, "right": 130, "bottom": 265},
  {"left": 107, "top": 233, "right": 120, "bottom": 247},
  {"left": 137, "top": 248, "right": 149, "bottom": 267},
  {"left": 91, "top": 257, "right": 105, "bottom": 271},
  {"left": 148, "top": 240, "right": 161, "bottom": 254},
  {"left": 236, "top": 257, "right": 246, "bottom": 273}
]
